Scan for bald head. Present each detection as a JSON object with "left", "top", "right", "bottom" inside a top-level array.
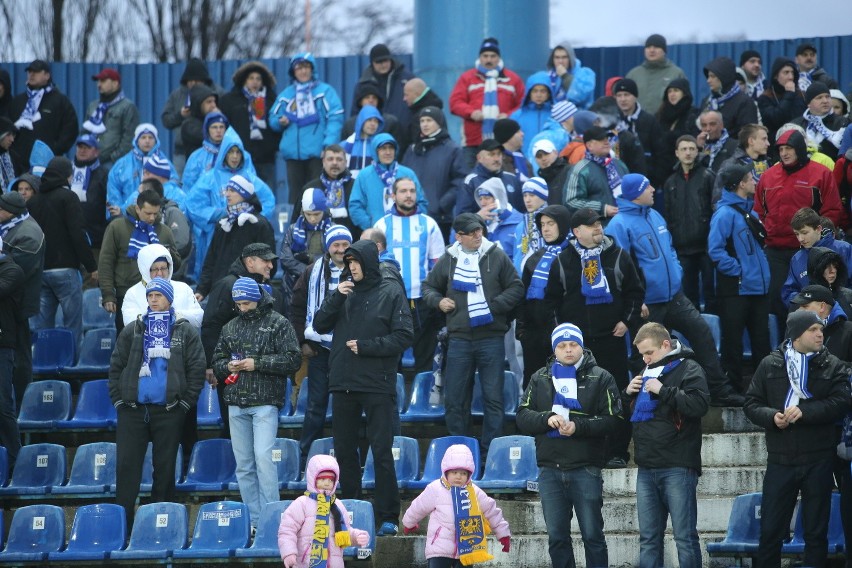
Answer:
[
  {"left": 403, "top": 78, "right": 428, "bottom": 106},
  {"left": 360, "top": 227, "right": 387, "bottom": 252}
]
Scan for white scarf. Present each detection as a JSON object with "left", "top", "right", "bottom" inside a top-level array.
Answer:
[
  {"left": 450, "top": 242, "right": 493, "bottom": 327},
  {"left": 783, "top": 340, "right": 816, "bottom": 408},
  {"left": 802, "top": 110, "right": 844, "bottom": 150},
  {"left": 305, "top": 259, "right": 341, "bottom": 348},
  {"left": 15, "top": 85, "right": 52, "bottom": 130}
]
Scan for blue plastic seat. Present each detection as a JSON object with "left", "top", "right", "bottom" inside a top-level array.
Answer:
[
  {"left": 0, "top": 504, "right": 65, "bottom": 562},
  {"left": 196, "top": 382, "right": 223, "bottom": 428},
  {"left": 782, "top": 492, "right": 845, "bottom": 555},
  {"left": 277, "top": 378, "right": 294, "bottom": 422},
  {"left": 110, "top": 502, "right": 188, "bottom": 560},
  {"left": 140, "top": 443, "right": 183, "bottom": 493},
  {"left": 0, "top": 446, "right": 7, "bottom": 488},
  {"left": 706, "top": 492, "right": 762, "bottom": 558},
  {"left": 280, "top": 377, "right": 310, "bottom": 426},
  {"left": 82, "top": 288, "right": 115, "bottom": 331},
  {"left": 407, "top": 436, "right": 481, "bottom": 490},
  {"left": 68, "top": 327, "right": 115, "bottom": 376},
  {"left": 769, "top": 313, "right": 780, "bottom": 349},
  {"left": 172, "top": 501, "right": 250, "bottom": 560},
  {"left": 287, "top": 437, "right": 336, "bottom": 491},
  {"left": 52, "top": 442, "right": 117, "bottom": 494},
  {"left": 228, "top": 438, "right": 300, "bottom": 491},
  {"left": 341, "top": 499, "right": 375, "bottom": 560},
  {"left": 234, "top": 500, "right": 293, "bottom": 559},
  {"left": 56, "top": 379, "right": 117, "bottom": 429},
  {"left": 47, "top": 503, "right": 126, "bottom": 561},
  {"left": 0, "top": 443, "right": 67, "bottom": 496},
  {"left": 176, "top": 438, "right": 237, "bottom": 491},
  {"left": 401, "top": 371, "right": 444, "bottom": 422},
  {"left": 32, "top": 328, "right": 76, "bottom": 374},
  {"left": 362, "top": 436, "right": 420, "bottom": 490},
  {"left": 396, "top": 373, "right": 407, "bottom": 414},
  {"left": 472, "top": 371, "right": 519, "bottom": 418},
  {"left": 701, "top": 313, "right": 722, "bottom": 352},
  {"left": 17, "top": 379, "right": 72, "bottom": 429},
  {"left": 401, "top": 346, "right": 415, "bottom": 368},
  {"left": 477, "top": 435, "right": 540, "bottom": 491}
]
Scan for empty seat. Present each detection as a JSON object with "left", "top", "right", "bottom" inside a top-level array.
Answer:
[
  {"left": 176, "top": 439, "right": 236, "bottom": 492},
  {"left": 768, "top": 313, "right": 780, "bottom": 349},
  {"left": 280, "top": 377, "right": 310, "bottom": 426},
  {"left": 471, "top": 371, "right": 519, "bottom": 418},
  {"left": 407, "top": 436, "right": 481, "bottom": 490},
  {"left": 782, "top": 492, "right": 845, "bottom": 555},
  {"left": 56, "top": 379, "right": 117, "bottom": 429},
  {"left": 110, "top": 502, "right": 188, "bottom": 560},
  {"left": 341, "top": 499, "right": 375, "bottom": 560},
  {"left": 0, "top": 446, "right": 7, "bottom": 488},
  {"left": 701, "top": 313, "right": 722, "bottom": 352},
  {"left": 172, "top": 501, "right": 250, "bottom": 560},
  {"left": 402, "top": 371, "right": 445, "bottom": 422},
  {"left": 17, "top": 380, "right": 72, "bottom": 429},
  {"left": 287, "top": 437, "right": 336, "bottom": 491},
  {"left": 47, "top": 503, "right": 126, "bottom": 561},
  {"left": 196, "top": 382, "right": 223, "bottom": 428},
  {"left": 83, "top": 288, "right": 115, "bottom": 331},
  {"left": 362, "top": 436, "right": 420, "bottom": 489},
  {"left": 227, "top": 438, "right": 300, "bottom": 491},
  {"left": 140, "top": 443, "right": 183, "bottom": 493},
  {"left": 0, "top": 443, "right": 67, "bottom": 496},
  {"left": 401, "top": 346, "right": 415, "bottom": 368},
  {"left": 52, "top": 442, "right": 117, "bottom": 494},
  {"left": 277, "top": 378, "right": 294, "bottom": 422},
  {"left": 234, "top": 500, "right": 293, "bottom": 559},
  {"left": 68, "top": 327, "right": 115, "bottom": 376},
  {"left": 477, "top": 435, "right": 539, "bottom": 491},
  {"left": 0, "top": 504, "right": 65, "bottom": 562},
  {"left": 32, "top": 328, "right": 76, "bottom": 375},
  {"left": 706, "top": 492, "right": 762, "bottom": 558}
]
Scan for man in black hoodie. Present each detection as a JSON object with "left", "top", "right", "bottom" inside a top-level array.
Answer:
[
  {"left": 161, "top": 58, "right": 218, "bottom": 174},
  {"left": 757, "top": 57, "right": 807, "bottom": 142},
  {"left": 701, "top": 56, "right": 759, "bottom": 139},
  {"left": 180, "top": 84, "right": 219, "bottom": 157},
  {"left": 313, "top": 239, "right": 413, "bottom": 536},
  {"left": 354, "top": 44, "right": 414, "bottom": 136}
]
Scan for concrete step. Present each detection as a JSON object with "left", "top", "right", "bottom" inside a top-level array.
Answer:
[
  {"left": 701, "top": 431, "right": 766, "bottom": 467},
  {"left": 603, "top": 465, "right": 765, "bottom": 498}
]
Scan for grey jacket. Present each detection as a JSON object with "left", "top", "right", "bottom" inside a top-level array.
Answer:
[
  {"left": 85, "top": 97, "right": 140, "bottom": 166},
  {"left": 2, "top": 215, "right": 44, "bottom": 318}
]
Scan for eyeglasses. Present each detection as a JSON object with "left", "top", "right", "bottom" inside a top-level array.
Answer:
[
  {"left": 149, "top": 266, "right": 169, "bottom": 275},
  {"left": 457, "top": 227, "right": 483, "bottom": 236}
]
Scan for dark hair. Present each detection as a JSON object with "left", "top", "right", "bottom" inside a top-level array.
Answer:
[
  {"left": 323, "top": 144, "right": 345, "bottom": 157},
  {"left": 546, "top": 45, "right": 572, "bottom": 71},
  {"left": 675, "top": 134, "right": 698, "bottom": 149},
  {"left": 392, "top": 176, "right": 416, "bottom": 194},
  {"left": 790, "top": 208, "right": 821, "bottom": 231},
  {"left": 738, "top": 124, "right": 768, "bottom": 149},
  {"left": 139, "top": 178, "right": 164, "bottom": 198},
  {"left": 137, "top": 188, "right": 163, "bottom": 208}
]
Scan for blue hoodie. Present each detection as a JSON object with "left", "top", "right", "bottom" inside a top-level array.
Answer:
[
  {"left": 269, "top": 52, "right": 344, "bottom": 160},
  {"left": 781, "top": 232, "right": 852, "bottom": 305},
  {"left": 182, "top": 111, "right": 229, "bottom": 192},
  {"left": 340, "top": 105, "right": 385, "bottom": 174},
  {"left": 510, "top": 71, "right": 555, "bottom": 158},
  {"left": 348, "top": 133, "right": 429, "bottom": 231},
  {"left": 107, "top": 129, "right": 177, "bottom": 211},
  {"left": 185, "top": 127, "right": 276, "bottom": 280},
  {"left": 708, "top": 190, "right": 770, "bottom": 296},
  {"left": 605, "top": 198, "right": 683, "bottom": 304}
]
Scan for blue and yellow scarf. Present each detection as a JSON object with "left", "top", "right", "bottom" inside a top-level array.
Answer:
[
  {"left": 448, "top": 481, "right": 492, "bottom": 565},
  {"left": 306, "top": 492, "right": 351, "bottom": 568}
]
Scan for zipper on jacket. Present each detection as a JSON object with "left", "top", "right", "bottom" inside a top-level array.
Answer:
[{"left": 643, "top": 209, "right": 673, "bottom": 300}]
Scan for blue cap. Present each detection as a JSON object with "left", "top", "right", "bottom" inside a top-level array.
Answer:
[{"left": 75, "top": 133, "right": 99, "bottom": 149}]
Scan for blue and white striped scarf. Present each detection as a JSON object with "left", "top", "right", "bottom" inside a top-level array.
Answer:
[
  {"left": 218, "top": 201, "right": 257, "bottom": 233},
  {"left": 803, "top": 110, "right": 844, "bottom": 149},
  {"left": 0, "top": 212, "right": 30, "bottom": 239},
  {"left": 15, "top": 85, "right": 52, "bottom": 130},
  {"left": 451, "top": 243, "right": 493, "bottom": 327},
  {"left": 290, "top": 215, "right": 332, "bottom": 253},
  {"left": 477, "top": 59, "right": 503, "bottom": 139},
  {"left": 585, "top": 151, "right": 623, "bottom": 197},
  {"left": 378, "top": 161, "right": 398, "bottom": 214},
  {"left": 631, "top": 358, "right": 682, "bottom": 422},
  {"left": 83, "top": 91, "right": 126, "bottom": 134},
  {"left": 127, "top": 217, "right": 160, "bottom": 259},
  {"left": 703, "top": 129, "right": 730, "bottom": 166},
  {"left": 707, "top": 83, "right": 742, "bottom": 111},
  {"left": 547, "top": 358, "right": 582, "bottom": 438},
  {"left": 783, "top": 340, "right": 815, "bottom": 408},
  {"left": 526, "top": 240, "right": 568, "bottom": 300}
]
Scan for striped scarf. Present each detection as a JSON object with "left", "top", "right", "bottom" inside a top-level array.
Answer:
[
  {"left": 783, "top": 340, "right": 815, "bottom": 408},
  {"left": 15, "top": 85, "right": 52, "bottom": 130},
  {"left": 547, "top": 359, "right": 582, "bottom": 438},
  {"left": 477, "top": 59, "right": 504, "bottom": 139},
  {"left": 127, "top": 217, "right": 160, "bottom": 259},
  {"left": 242, "top": 86, "right": 267, "bottom": 140},
  {"left": 290, "top": 215, "right": 332, "bottom": 253},
  {"left": 803, "top": 110, "right": 844, "bottom": 149},
  {"left": 289, "top": 81, "right": 319, "bottom": 127},
  {"left": 83, "top": 91, "right": 126, "bottom": 134},
  {"left": 218, "top": 201, "right": 257, "bottom": 233},
  {"left": 0, "top": 153, "right": 15, "bottom": 190},
  {"left": 378, "top": 161, "right": 398, "bottom": 214},
  {"left": 305, "top": 259, "right": 340, "bottom": 348},
  {"left": 630, "top": 358, "right": 683, "bottom": 422},
  {"left": 585, "top": 151, "right": 623, "bottom": 197},
  {"left": 707, "top": 83, "right": 741, "bottom": 110},
  {"left": 703, "top": 130, "right": 730, "bottom": 166},
  {"left": 0, "top": 212, "right": 30, "bottom": 239},
  {"left": 526, "top": 240, "right": 568, "bottom": 300},
  {"left": 452, "top": 244, "right": 492, "bottom": 327}
]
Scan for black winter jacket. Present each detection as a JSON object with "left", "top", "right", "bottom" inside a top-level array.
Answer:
[
  {"left": 73, "top": 158, "right": 109, "bottom": 249},
  {"left": 538, "top": 157, "right": 570, "bottom": 206},
  {"left": 180, "top": 84, "right": 218, "bottom": 156},
  {"left": 0, "top": 256, "right": 24, "bottom": 349},
  {"left": 517, "top": 351, "right": 623, "bottom": 470},
  {"left": 8, "top": 85, "right": 79, "bottom": 174},
  {"left": 313, "top": 240, "right": 413, "bottom": 395},
  {"left": 745, "top": 347, "right": 851, "bottom": 465},
  {"left": 218, "top": 61, "right": 281, "bottom": 165},
  {"left": 213, "top": 291, "right": 301, "bottom": 408},
  {"left": 701, "top": 57, "right": 759, "bottom": 139},
  {"left": 663, "top": 164, "right": 715, "bottom": 256},
  {"left": 757, "top": 58, "right": 807, "bottom": 142}
]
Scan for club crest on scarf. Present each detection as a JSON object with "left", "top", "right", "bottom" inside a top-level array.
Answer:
[
  {"left": 450, "top": 484, "right": 493, "bottom": 565},
  {"left": 583, "top": 259, "right": 600, "bottom": 284}
]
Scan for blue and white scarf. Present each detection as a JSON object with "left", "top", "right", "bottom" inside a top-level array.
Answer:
[
  {"left": 290, "top": 215, "right": 332, "bottom": 253},
  {"left": 378, "top": 161, "right": 398, "bottom": 214},
  {"left": 798, "top": 71, "right": 814, "bottom": 93},
  {"left": 704, "top": 129, "right": 730, "bottom": 167},
  {"left": 585, "top": 151, "right": 623, "bottom": 197},
  {"left": 802, "top": 110, "right": 844, "bottom": 150},
  {"left": 83, "top": 91, "right": 126, "bottom": 134},
  {"left": 526, "top": 239, "right": 568, "bottom": 300},
  {"left": 452, "top": 243, "right": 492, "bottom": 327},
  {"left": 571, "top": 238, "right": 613, "bottom": 304},
  {"left": 242, "top": 86, "right": 267, "bottom": 140},
  {"left": 15, "top": 85, "right": 52, "bottom": 130},
  {"left": 218, "top": 201, "right": 257, "bottom": 233},
  {"left": 70, "top": 160, "right": 100, "bottom": 202},
  {"left": 630, "top": 358, "right": 682, "bottom": 422},
  {"left": 617, "top": 102, "right": 642, "bottom": 134},
  {"left": 747, "top": 74, "right": 766, "bottom": 99},
  {"left": 305, "top": 259, "right": 341, "bottom": 349},
  {"left": 477, "top": 59, "right": 504, "bottom": 139},
  {"left": 549, "top": 69, "right": 569, "bottom": 103},
  {"left": 707, "top": 83, "right": 741, "bottom": 110},
  {"left": 519, "top": 206, "right": 545, "bottom": 258},
  {"left": 0, "top": 153, "right": 15, "bottom": 190},
  {"left": 321, "top": 172, "right": 352, "bottom": 219},
  {"left": 127, "top": 217, "right": 160, "bottom": 259},
  {"left": 287, "top": 81, "right": 319, "bottom": 127},
  {"left": 506, "top": 150, "right": 530, "bottom": 182},
  {"left": 139, "top": 309, "right": 174, "bottom": 377},
  {"left": 547, "top": 358, "right": 583, "bottom": 438},
  {"left": 783, "top": 340, "right": 816, "bottom": 408},
  {"left": 201, "top": 137, "right": 220, "bottom": 164},
  {"left": 0, "top": 212, "right": 30, "bottom": 239}
]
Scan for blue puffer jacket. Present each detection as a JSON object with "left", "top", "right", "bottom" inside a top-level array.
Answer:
[
  {"left": 781, "top": 232, "right": 852, "bottom": 305},
  {"left": 348, "top": 133, "right": 428, "bottom": 230},
  {"left": 185, "top": 127, "right": 275, "bottom": 280},
  {"left": 708, "top": 190, "right": 770, "bottom": 296},
  {"left": 182, "top": 112, "right": 228, "bottom": 192},
  {"left": 107, "top": 131, "right": 177, "bottom": 211},
  {"left": 605, "top": 198, "right": 683, "bottom": 304},
  {"left": 510, "top": 71, "right": 554, "bottom": 158},
  {"left": 269, "top": 52, "right": 344, "bottom": 160}
]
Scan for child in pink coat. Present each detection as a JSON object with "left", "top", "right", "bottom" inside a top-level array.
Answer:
[
  {"left": 278, "top": 454, "right": 370, "bottom": 568},
  {"left": 402, "top": 444, "right": 511, "bottom": 567}
]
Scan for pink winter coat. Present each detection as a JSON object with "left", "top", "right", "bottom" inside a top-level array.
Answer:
[
  {"left": 277, "top": 454, "right": 369, "bottom": 568},
  {"left": 402, "top": 444, "right": 511, "bottom": 559}
]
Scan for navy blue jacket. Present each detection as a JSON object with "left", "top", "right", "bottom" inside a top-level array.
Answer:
[{"left": 781, "top": 233, "right": 852, "bottom": 305}]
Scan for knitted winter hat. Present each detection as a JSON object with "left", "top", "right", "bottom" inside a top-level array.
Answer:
[
  {"left": 645, "top": 34, "right": 667, "bottom": 51},
  {"left": 134, "top": 123, "right": 159, "bottom": 143},
  {"left": 552, "top": 322, "right": 584, "bottom": 351},
  {"left": 324, "top": 225, "right": 352, "bottom": 250},
  {"left": 226, "top": 175, "right": 255, "bottom": 200},
  {"left": 143, "top": 155, "right": 171, "bottom": 179},
  {"left": 785, "top": 309, "right": 823, "bottom": 341},
  {"left": 146, "top": 277, "right": 174, "bottom": 304},
  {"left": 621, "top": 173, "right": 650, "bottom": 202},
  {"left": 740, "top": 50, "right": 762, "bottom": 66},
  {"left": 804, "top": 81, "right": 830, "bottom": 105},
  {"left": 613, "top": 78, "right": 639, "bottom": 98},
  {"left": 480, "top": 37, "right": 500, "bottom": 56},
  {"left": 231, "top": 276, "right": 262, "bottom": 302},
  {"left": 551, "top": 100, "right": 578, "bottom": 123},
  {"left": 493, "top": 118, "right": 520, "bottom": 145},
  {"left": 301, "top": 188, "right": 328, "bottom": 213},
  {"left": 522, "top": 177, "right": 549, "bottom": 201}
]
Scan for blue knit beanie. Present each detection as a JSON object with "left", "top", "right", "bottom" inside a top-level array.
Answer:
[{"left": 231, "top": 276, "right": 261, "bottom": 302}]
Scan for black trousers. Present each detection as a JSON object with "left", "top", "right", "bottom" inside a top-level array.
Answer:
[
  {"left": 679, "top": 252, "right": 717, "bottom": 314},
  {"left": 411, "top": 298, "right": 442, "bottom": 374},
  {"left": 585, "top": 334, "right": 632, "bottom": 462},
  {"left": 115, "top": 404, "right": 186, "bottom": 528},
  {"left": 285, "top": 159, "right": 323, "bottom": 206},
  {"left": 765, "top": 247, "right": 797, "bottom": 339},
  {"left": 718, "top": 294, "right": 770, "bottom": 390},
  {"left": 12, "top": 317, "right": 31, "bottom": 412},
  {"left": 332, "top": 390, "right": 400, "bottom": 525},
  {"left": 520, "top": 330, "right": 551, "bottom": 391}
]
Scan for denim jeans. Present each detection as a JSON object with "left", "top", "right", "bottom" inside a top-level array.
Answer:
[
  {"left": 636, "top": 467, "right": 701, "bottom": 568},
  {"left": 229, "top": 404, "right": 280, "bottom": 527},
  {"left": 31, "top": 268, "right": 83, "bottom": 347},
  {"left": 443, "top": 336, "right": 505, "bottom": 453},
  {"left": 538, "top": 466, "right": 608, "bottom": 568},
  {"left": 299, "top": 348, "right": 330, "bottom": 469},
  {"left": 0, "top": 348, "right": 21, "bottom": 466}
]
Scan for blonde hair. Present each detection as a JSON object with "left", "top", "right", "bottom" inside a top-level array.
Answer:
[{"left": 633, "top": 322, "right": 671, "bottom": 347}]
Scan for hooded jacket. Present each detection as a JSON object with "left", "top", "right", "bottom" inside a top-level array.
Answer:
[
  {"left": 517, "top": 351, "right": 623, "bottom": 469},
  {"left": 341, "top": 81, "right": 404, "bottom": 155},
  {"left": 213, "top": 288, "right": 301, "bottom": 408},
  {"left": 605, "top": 198, "right": 683, "bottom": 304},
  {"left": 700, "top": 57, "right": 759, "bottom": 139},
  {"left": 182, "top": 111, "right": 229, "bottom": 192},
  {"left": 708, "top": 190, "right": 771, "bottom": 297},
  {"left": 457, "top": 162, "right": 524, "bottom": 217},
  {"left": 313, "top": 239, "right": 413, "bottom": 394},
  {"left": 348, "top": 133, "right": 428, "bottom": 230},
  {"left": 544, "top": 45, "right": 596, "bottom": 109},
  {"left": 757, "top": 58, "right": 807, "bottom": 141},
  {"left": 475, "top": 177, "right": 523, "bottom": 257},
  {"left": 84, "top": 93, "right": 139, "bottom": 166},
  {"left": 161, "top": 58, "right": 219, "bottom": 156},
  {"left": 449, "top": 61, "right": 525, "bottom": 147},
  {"left": 277, "top": 454, "right": 369, "bottom": 568},
  {"left": 340, "top": 105, "right": 385, "bottom": 174},
  {"left": 781, "top": 237, "right": 852, "bottom": 306},
  {"left": 180, "top": 83, "right": 218, "bottom": 156},
  {"left": 270, "top": 53, "right": 344, "bottom": 161},
  {"left": 662, "top": 162, "right": 715, "bottom": 255},
  {"left": 510, "top": 72, "right": 555, "bottom": 157},
  {"left": 754, "top": 131, "right": 844, "bottom": 249},
  {"left": 121, "top": 244, "right": 203, "bottom": 328},
  {"left": 656, "top": 77, "right": 700, "bottom": 173},
  {"left": 107, "top": 126, "right": 176, "bottom": 211},
  {"left": 745, "top": 346, "right": 851, "bottom": 465},
  {"left": 402, "top": 444, "right": 510, "bottom": 560},
  {"left": 26, "top": 161, "right": 98, "bottom": 273},
  {"left": 806, "top": 246, "right": 852, "bottom": 318},
  {"left": 422, "top": 237, "right": 525, "bottom": 340},
  {"left": 218, "top": 61, "right": 281, "bottom": 165},
  {"left": 8, "top": 82, "right": 78, "bottom": 174},
  {"left": 355, "top": 57, "right": 415, "bottom": 131},
  {"left": 821, "top": 301, "right": 852, "bottom": 362}
]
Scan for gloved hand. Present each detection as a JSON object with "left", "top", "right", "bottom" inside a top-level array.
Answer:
[
  {"left": 356, "top": 532, "right": 370, "bottom": 547},
  {"left": 499, "top": 536, "right": 511, "bottom": 553},
  {"left": 403, "top": 524, "right": 419, "bottom": 535},
  {"left": 283, "top": 554, "right": 297, "bottom": 567}
]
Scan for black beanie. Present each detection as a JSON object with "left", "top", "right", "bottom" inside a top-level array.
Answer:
[
  {"left": 645, "top": 34, "right": 667, "bottom": 51},
  {"left": 739, "top": 50, "right": 762, "bottom": 67},
  {"left": 804, "top": 81, "right": 830, "bottom": 105},
  {"left": 493, "top": 118, "right": 520, "bottom": 145},
  {"left": 785, "top": 310, "right": 823, "bottom": 341},
  {"left": 480, "top": 37, "right": 500, "bottom": 56},
  {"left": 613, "top": 78, "right": 639, "bottom": 98}
]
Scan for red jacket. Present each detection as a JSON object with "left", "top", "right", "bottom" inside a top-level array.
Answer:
[
  {"left": 834, "top": 155, "right": 852, "bottom": 215},
  {"left": 449, "top": 67, "right": 524, "bottom": 147},
  {"left": 754, "top": 160, "right": 844, "bottom": 249}
]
